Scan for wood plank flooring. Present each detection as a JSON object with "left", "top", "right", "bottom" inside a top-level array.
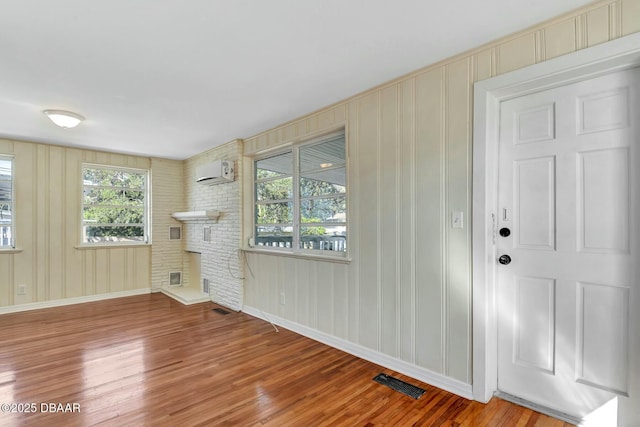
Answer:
[{"left": 0, "top": 293, "right": 574, "bottom": 426}]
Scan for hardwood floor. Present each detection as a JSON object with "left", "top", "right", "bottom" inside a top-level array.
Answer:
[{"left": 0, "top": 293, "right": 573, "bottom": 426}]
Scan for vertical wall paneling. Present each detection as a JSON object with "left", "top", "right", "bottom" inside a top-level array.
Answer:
[
  {"left": 399, "top": 78, "right": 416, "bottom": 363},
  {"left": 496, "top": 33, "right": 537, "bottom": 75},
  {"left": 445, "top": 58, "right": 473, "bottom": 383},
  {"left": 347, "top": 102, "right": 360, "bottom": 343},
  {"left": 356, "top": 92, "right": 380, "bottom": 350},
  {"left": 0, "top": 255, "right": 11, "bottom": 306},
  {"left": 95, "top": 250, "right": 109, "bottom": 295},
  {"left": 48, "top": 146, "right": 64, "bottom": 300},
  {"left": 65, "top": 150, "right": 83, "bottom": 298},
  {"left": 241, "top": 0, "right": 640, "bottom": 391},
  {"left": 586, "top": 5, "right": 611, "bottom": 46},
  {"left": 0, "top": 139, "right": 151, "bottom": 309},
  {"left": 414, "top": 68, "right": 445, "bottom": 373},
  {"left": 622, "top": 0, "right": 640, "bottom": 34},
  {"left": 13, "top": 142, "right": 34, "bottom": 305},
  {"left": 333, "top": 263, "right": 348, "bottom": 340},
  {"left": 135, "top": 248, "right": 150, "bottom": 291},
  {"left": 543, "top": 18, "right": 578, "bottom": 60},
  {"left": 84, "top": 249, "right": 95, "bottom": 295},
  {"left": 36, "top": 144, "right": 49, "bottom": 301},
  {"left": 318, "top": 261, "right": 336, "bottom": 334},
  {"left": 109, "top": 248, "right": 126, "bottom": 292},
  {"left": 380, "top": 85, "right": 399, "bottom": 357}
]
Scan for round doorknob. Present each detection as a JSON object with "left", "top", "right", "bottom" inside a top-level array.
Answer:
[
  {"left": 498, "top": 254, "right": 512, "bottom": 265},
  {"left": 499, "top": 227, "right": 511, "bottom": 237}
]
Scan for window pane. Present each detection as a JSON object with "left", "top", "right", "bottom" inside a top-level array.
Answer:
[
  {"left": 0, "top": 159, "right": 11, "bottom": 204},
  {"left": 81, "top": 165, "right": 148, "bottom": 245},
  {"left": 300, "top": 196, "right": 346, "bottom": 223},
  {"left": 299, "top": 230, "right": 346, "bottom": 252},
  {"left": 299, "top": 136, "right": 345, "bottom": 174},
  {"left": 83, "top": 168, "right": 145, "bottom": 189},
  {"left": 84, "top": 226, "right": 145, "bottom": 242},
  {"left": 300, "top": 172, "right": 346, "bottom": 197},
  {"left": 256, "top": 152, "right": 292, "bottom": 179},
  {"left": 83, "top": 188, "right": 144, "bottom": 206},
  {"left": 255, "top": 226, "right": 293, "bottom": 248},
  {"left": 83, "top": 207, "right": 144, "bottom": 224},
  {"left": 0, "top": 204, "right": 11, "bottom": 224},
  {"left": 256, "top": 202, "right": 293, "bottom": 224},
  {"left": 0, "top": 226, "right": 11, "bottom": 246},
  {"left": 0, "top": 158, "right": 12, "bottom": 247},
  {"left": 256, "top": 177, "right": 292, "bottom": 201}
]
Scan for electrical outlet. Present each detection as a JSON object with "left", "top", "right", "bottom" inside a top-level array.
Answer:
[
  {"left": 280, "top": 291, "right": 286, "bottom": 305},
  {"left": 17, "top": 284, "right": 26, "bottom": 295}
]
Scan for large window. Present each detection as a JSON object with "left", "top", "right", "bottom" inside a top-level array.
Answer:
[
  {"left": 82, "top": 165, "right": 148, "bottom": 244},
  {"left": 254, "top": 132, "right": 347, "bottom": 256},
  {"left": 0, "top": 156, "right": 13, "bottom": 248}
]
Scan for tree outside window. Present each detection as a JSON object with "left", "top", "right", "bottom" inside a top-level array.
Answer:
[{"left": 82, "top": 165, "right": 148, "bottom": 244}]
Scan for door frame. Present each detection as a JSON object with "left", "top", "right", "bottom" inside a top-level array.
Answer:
[{"left": 472, "top": 32, "right": 640, "bottom": 403}]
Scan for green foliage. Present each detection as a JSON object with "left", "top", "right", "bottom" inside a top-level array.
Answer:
[
  {"left": 83, "top": 168, "right": 146, "bottom": 240},
  {"left": 300, "top": 217, "right": 325, "bottom": 236}
]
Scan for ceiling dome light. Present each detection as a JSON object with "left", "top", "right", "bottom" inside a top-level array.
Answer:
[{"left": 43, "top": 110, "right": 85, "bottom": 129}]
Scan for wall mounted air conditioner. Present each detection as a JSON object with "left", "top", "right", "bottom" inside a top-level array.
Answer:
[{"left": 196, "top": 160, "right": 234, "bottom": 185}]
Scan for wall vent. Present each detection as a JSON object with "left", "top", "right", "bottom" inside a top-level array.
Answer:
[
  {"left": 203, "top": 226, "right": 211, "bottom": 242},
  {"left": 169, "top": 271, "right": 182, "bottom": 286},
  {"left": 203, "top": 278, "right": 210, "bottom": 294},
  {"left": 169, "top": 226, "right": 182, "bottom": 240}
]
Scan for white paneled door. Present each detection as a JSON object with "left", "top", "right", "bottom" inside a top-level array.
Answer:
[{"left": 497, "top": 68, "right": 639, "bottom": 421}]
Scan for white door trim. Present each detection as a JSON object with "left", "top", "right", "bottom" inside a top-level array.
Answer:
[{"left": 472, "top": 32, "right": 640, "bottom": 403}]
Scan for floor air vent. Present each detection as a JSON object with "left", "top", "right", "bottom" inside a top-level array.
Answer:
[
  {"left": 212, "top": 308, "right": 230, "bottom": 315},
  {"left": 373, "top": 373, "right": 426, "bottom": 399}
]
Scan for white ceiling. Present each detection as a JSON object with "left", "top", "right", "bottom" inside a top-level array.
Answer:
[{"left": 0, "top": 0, "right": 594, "bottom": 160}]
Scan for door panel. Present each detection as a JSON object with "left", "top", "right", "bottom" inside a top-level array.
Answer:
[
  {"left": 514, "top": 157, "right": 556, "bottom": 250},
  {"left": 497, "top": 67, "right": 639, "bottom": 421},
  {"left": 578, "top": 148, "right": 630, "bottom": 253},
  {"left": 577, "top": 282, "right": 629, "bottom": 395},
  {"left": 514, "top": 276, "right": 556, "bottom": 373}
]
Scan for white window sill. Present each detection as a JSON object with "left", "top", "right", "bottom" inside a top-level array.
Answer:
[
  {"left": 75, "top": 243, "right": 151, "bottom": 250},
  {"left": 242, "top": 247, "right": 351, "bottom": 264},
  {"left": 0, "top": 248, "right": 23, "bottom": 254}
]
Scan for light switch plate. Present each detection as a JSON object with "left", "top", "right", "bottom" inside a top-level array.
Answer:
[{"left": 452, "top": 211, "right": 464, "bottom": 229}]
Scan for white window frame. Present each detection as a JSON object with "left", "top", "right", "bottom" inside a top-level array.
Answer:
[
  {"left": 253, "top": 131, "right": 347, "bottom": 258},
  {"left": 81, "top": 163, "right": 150, "bottom": 246},
  {"left": 0, "top": 155, "right": 14, "bottom": 249}
]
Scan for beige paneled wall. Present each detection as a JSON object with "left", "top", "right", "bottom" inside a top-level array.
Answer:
[
  {"left": 243, "top": 0, "right": 640, "bottom": 385},
  {"left": 150, "top": 158, "right": 185, "bottom": 289},
  {"left": 0, "top": 138, "right": 152, "bottom": 308}
]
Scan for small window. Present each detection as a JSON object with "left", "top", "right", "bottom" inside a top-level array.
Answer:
[
  {"left": 82, "top": 164, "right": 149, "bottom": 244},
  {"left": 0, "top": 156, "right": 13, "bottom": 248},
  {"left": 254, "top": 131, "right": 347, "bottom": 256}
]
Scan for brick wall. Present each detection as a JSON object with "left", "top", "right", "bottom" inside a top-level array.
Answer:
[{"left": 183, "top": 139, "right": 244, "bottom": 310}]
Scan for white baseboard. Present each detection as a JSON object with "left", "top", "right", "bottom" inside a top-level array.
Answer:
[
  {"left": 242, "top": 305, "right": 473, "bottom": 400},
  {"left": 0, "top": 288, "right": 152, "bottom": 315}
]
